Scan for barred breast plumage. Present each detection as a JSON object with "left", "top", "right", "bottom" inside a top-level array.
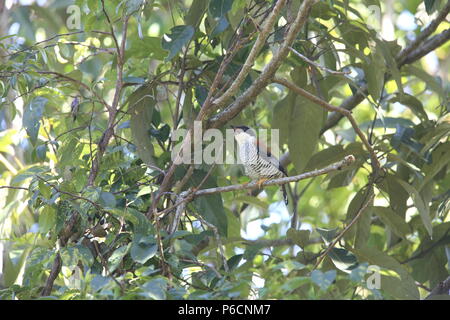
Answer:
[
  {"left": 239, "top": 140, "right": 284, "bottom": 180},
  {"left": 233, "top": 125, "right": 288, "bottom": 205}
]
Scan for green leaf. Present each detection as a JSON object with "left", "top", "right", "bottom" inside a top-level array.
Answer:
[
  {"left": 210, "top": 16, "right": 229, "bottom": 37},
  {"left": 129, "top": 84, "right": 157, "bottom": 167},
  {"left": 272, "top": 92, "right": 294, "bottom": 145},
  {"left": 110, "top": 207, "right": 153, "bottom": 234},
  {"left": 182, "top": 88, "right": 195, "bottom": 128},
  {"left": 39, "top": 180, "right": 52, "bottom": 199},
  {"left": 403, "top": 65, "right": 445, "bottom": 99},
  {"left": 397, "top": 179, "right": 433, "bottom": 238},
  {"left": 23, "top": 97, "right": 47, "bottom": 145},
  {"left": 233, "top": 195, "right": 268, "bottom": 210},
  {"left": 243, "top": 244, "right": 264, "bottom": 261},
  {"left": 131, "top": 233, "right": 158, "bottom": 264},
  {"left": 128, "top": 36, "right": 167, "bottom": 60},
  {"left": 316, "top": 227, "right": 339, "bottom": 244},
  {"left": 125, "top": 0, "right": 143, "bottom": 14},
  {"left": 311, "top": 270, "right": 336, "bottom": 291},
  {"left": 345, "top": 187, "right": 373, "bottom": 247},
  {"left": 410, "top": 222, "right": 450, "bottom": 288},
  {"left": 303, "top": 145, "right": 345, "bottom": 172},
  {"left": 99, "top": 191, "right": 116, "bottom": 208},
  {"left": 108, "top": 244, "right": 131, "bottom": 273},
  {"left": 390, "top": 93, "right": 428, "bottom": 121},
  {"left": 310, "top": 1, "right": 335, "bottom": 20},
  {"left": 209, "top": 0, "right": 233, "bottom": 19},
  {"left": 58, "top": 137, "right": 84, "bottom": 167},
  {"left": 328, "top": 248, "right": 358, "bottom": 271},
  {"left": 0, "top": 129, "right": 15, "bottom": 154},
  {"left": 150, "top": 124, "right": 171, "bottom": 142},
  {"left": 140, "top": 278, "right": 167, "bottom": 300},
  {"left": 61, "top": 245, "right": 94, "bottom": 269},
  {"left": 185, "top": 0, "right": 210, "bottom": 26},
  {"left": 2, "top": 247, "right": 32, "bottom": 287},
  {"left": 36, "top": 144, "right": 47, "bottom": 160},
  {"left": 281, "top": 277, "right": 310, "bottom": 292},
  {"left": 419, "top": 142, "right": 450, "bottom": 191},
  {"left": 327, "top": 166, "right": 359, "bottom": 189},
  {"left": 372, "top": 206, "right": 411, "bottom": 239},
  {"left": 58, "top": 42, "right": 71, "bottom": 60},
  {"left": 287, "top": 228, "right": 310, "bottom": 248},
  {"left": 161, "top": 25, "right": 195, "bottom": 61},
  {"left": 177, "top": 168, "right": 228, "bottom": 236},
  {"left": 375, "top": 38, "right": 403, "bottom": 94},
  {"left": 288, "top": 87, "right": 326, "bottom": 172},
  {"left": 363, "top": 41, "right": 386, "bottom": 102},
  {"left": 39, "top": 206, "right": 56, "bottom": 234},
  {"left": 227, "top": 254, "right": 243, "bottom": 270},
  {"left": 273, "top": 260, "right": 306, "bottom": 273},
  {"left": 351, "top": 246, "right": 420, "bottom": 299}
]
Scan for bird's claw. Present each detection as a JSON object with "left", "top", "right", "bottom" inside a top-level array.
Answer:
[{"left": 255, "top": 178, "right": 269, "bottom": 189}]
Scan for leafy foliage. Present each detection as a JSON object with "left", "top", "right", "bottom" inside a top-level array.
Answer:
[{"left": 0, "top": 0, "right": 449, "bottom": 300}]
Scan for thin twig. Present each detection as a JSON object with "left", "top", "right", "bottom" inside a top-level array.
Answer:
[
  {"left": 312, "top": 189, "right": 375, "bottom": 270},
  {"left": 190, "top": 211, "right": 229, "bottom": 273},
  {"left": 272, "top": 77, "right": 382, "bottom": 175},
  {"left": 289, "top": 47, "right": 350, "bottom": 75}
]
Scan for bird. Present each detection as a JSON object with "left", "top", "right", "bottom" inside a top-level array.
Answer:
[{"left": 232, "top": 125, "right": 288, "bottom": 205}]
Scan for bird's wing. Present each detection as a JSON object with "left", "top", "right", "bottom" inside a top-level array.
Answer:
[{"left": 255, "top": 139, "right": 288, "bottom": 176}]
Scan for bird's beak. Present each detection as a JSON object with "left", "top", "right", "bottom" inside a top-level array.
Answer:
[{"left": 230, "top": 125, "right": 236, "bottom": 131}]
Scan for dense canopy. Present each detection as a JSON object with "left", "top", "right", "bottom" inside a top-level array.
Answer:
[{"left": 0, "top": 0, "right": 449, "bottom": 300}]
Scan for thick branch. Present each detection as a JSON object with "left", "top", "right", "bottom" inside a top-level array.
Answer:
[
  {"left": 208, "top": 0, "right": 315, "bottom": 128},
  {"left": 396, "top": 0, "right": 450, "bottom": 66},
  {"left": 402, "top": 28, "right": 450, "bottom": 65},
  {"left": 41, "top": 254, "right": 62, "bottom": 296},
  {"left": 153, "top": 0, "right": 316, "bottom": 210},
  {"left": 212, "top": 0, "right": 288, "bottom": 109}
]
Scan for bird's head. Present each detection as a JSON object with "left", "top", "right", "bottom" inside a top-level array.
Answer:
[{"left": 231, "top": 125, "right": 256, "bottom": 144}]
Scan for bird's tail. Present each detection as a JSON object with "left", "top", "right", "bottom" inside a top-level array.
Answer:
[{"left": 281, "top": 185, "right": 288, "bottom": 205}]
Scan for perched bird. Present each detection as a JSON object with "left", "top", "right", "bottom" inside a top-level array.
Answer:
[
  {"left": 70, "top": 96, "right": 80, "bottom": 122},
  {"left": 232, "top": 125, "right": 288, "bottom": 205}
]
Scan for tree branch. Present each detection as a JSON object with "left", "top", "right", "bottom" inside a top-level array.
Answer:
[
  {"left": 208, "top": 0, "right": 316, "bottom": 128},
  {"left": 41, "top": 253, "right": 61, "bottom": 296},
  {"left": 211, "top": 0, "right": 288, "bottom": 110},
  {"left": 320, "top": 24, "right": 450, "bottom": 134},
  {"left": 87, "top": 14, "right": 130, "bottom": 186},
  {"left": 401, "top": 28, "right": 450, "bottom": 65},
  {"left": 312, "top": 187, "right": 375, "bottom": 270},
  {"left": 396, "top": 0, "right": 450, "bottom": 66},
  {"left": 191, "top": 155, "right": 355, "bottom": 197},
  {"left": 321, "top": 3, "right": 450, "bottom": 134},
  {"left": 289, "top": 46, "right": 350, "bottom": 75},
  {"left": 321, "top": 1, "right": 450, "bottom": 134},
  {"left": 42, "top": 8, "right": 132, "bottom": 295},
  {"left": 272, "top": 77, "right": 381, "bottom": 174},
  {"left": 152, "top": 0, "right": 316, "bottom": 212}
]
